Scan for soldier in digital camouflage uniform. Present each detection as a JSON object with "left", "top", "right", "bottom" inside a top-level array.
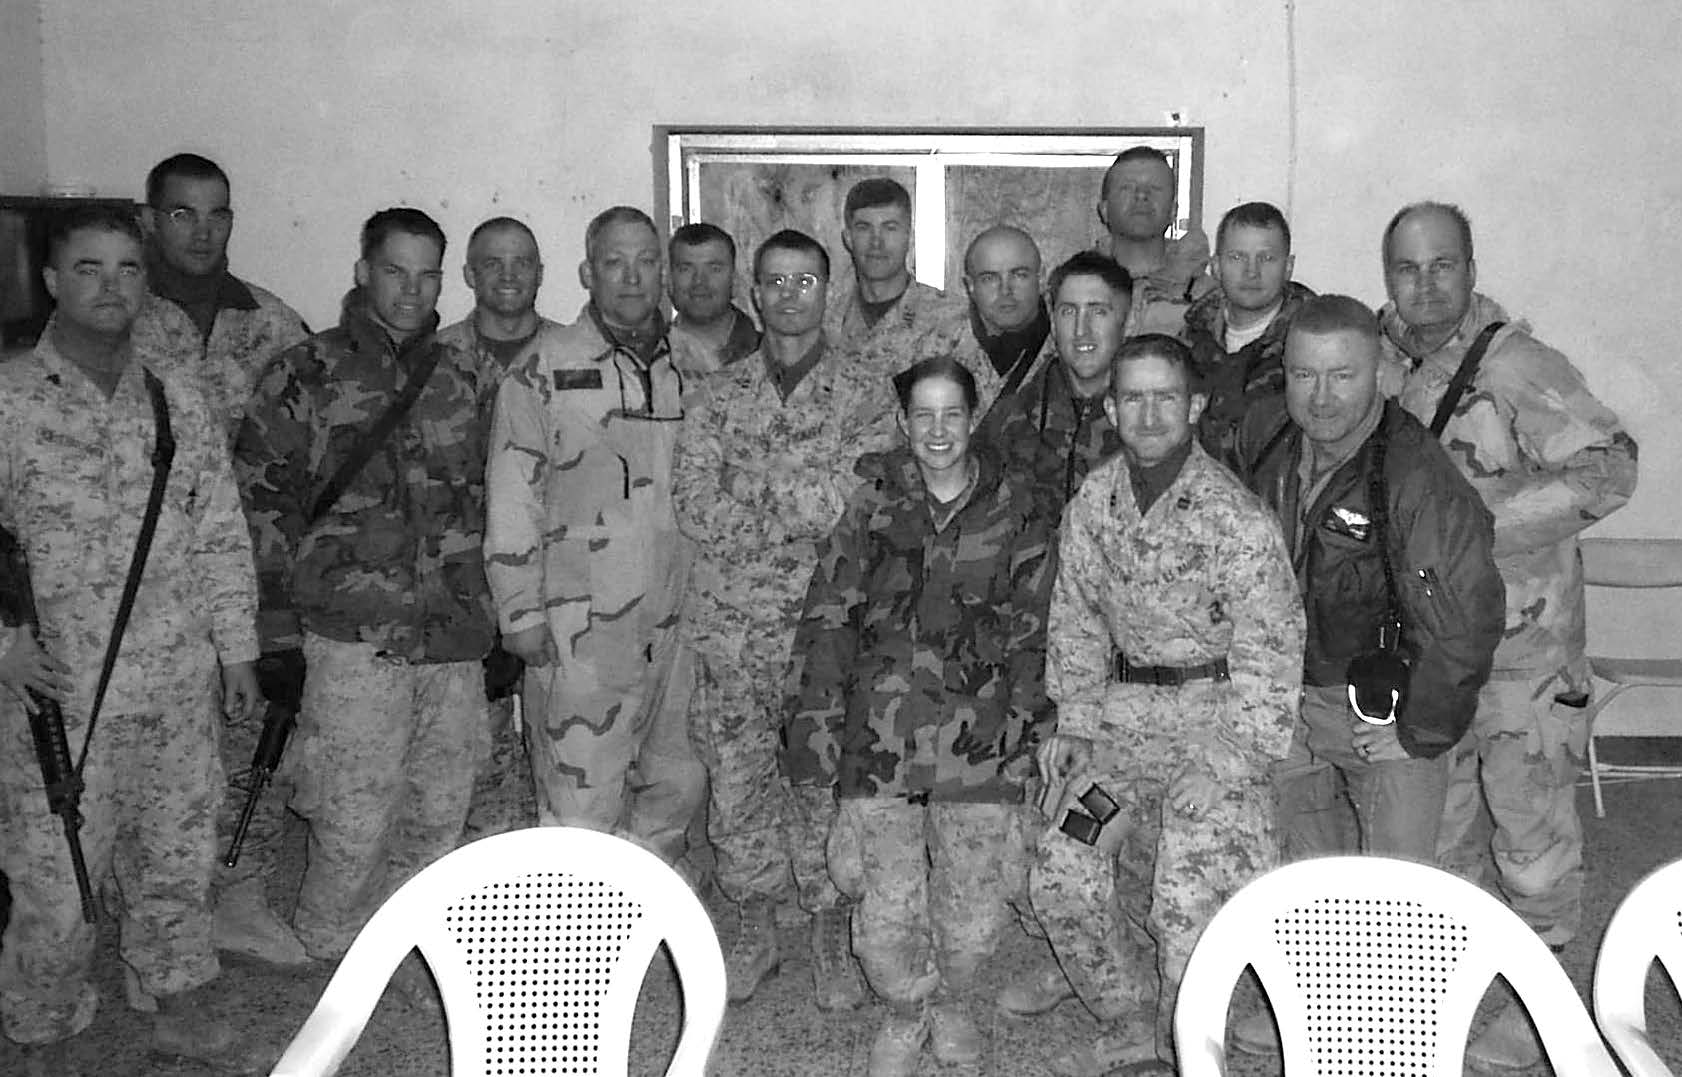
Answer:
[
  {"left": 673, "top": 229, "right": 883, "bottom": 1010},
  {"left": 1377, "top": 202, "right": 1638, "bottom": 1071},
  {"left": 1095, "top": 146, "right": 1215, "bottom": 338},
  {"left": 666, "top": 221, "right": 761, "bottom": 377},
  {"left": 0, "top": 205, "right": 273, "bottom": 1074},
  {"left": 784, "top": 355, "right": 1056, "bottom": 1077},
  {"left": 127, "top": 152, "right": 312, "bottom": 970},
  {"left": 959, "top": 225, "right": 1053, "bottom": 419},
  {"left": 980, "top": 252, "right": 1133, "bottom": 523},
  {"left": 485, "top": 206, "right": 705, "bottom": 869},
  {"left": 1029, "top": 335, "right": 1304, "bottom": 1075},
  {"left": 1184, "top": 201, "right": 1315, "bottom": 470},
  {"left": 437, "top": 216, "right": 562, "bottom": 842},
  {"left": 235, "top": 210, "right": 497, "bottom": 998}
]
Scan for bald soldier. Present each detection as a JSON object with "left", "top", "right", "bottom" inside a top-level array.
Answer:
[{"left": 961, "top": 226, "right": 1052, "bottom": 416}]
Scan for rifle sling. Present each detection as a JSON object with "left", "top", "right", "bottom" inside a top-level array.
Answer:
[
  {"left": 75, "top": 369, "right": 176, "bottom": 776},
  {"left": 307, "top": 339, "right": 444, "bottom": 524}
]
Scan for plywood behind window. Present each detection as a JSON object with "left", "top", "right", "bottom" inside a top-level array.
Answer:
[{"left": 943, "top": 165, "right": 1110, "bottom": 289}]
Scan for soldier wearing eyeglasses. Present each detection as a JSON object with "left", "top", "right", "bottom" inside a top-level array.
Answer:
[
  {"left": 485, "top": 207, "right": 705, "bottom": 873},
  {"left": 673, "top": 229, "right": 887, "bottom": 1009},
  {"left": 1183, "top": 202, "right": 1315, "bottom": 468},
  {"left": 129, "top": 152, "right": 311, "bottom": 970}
]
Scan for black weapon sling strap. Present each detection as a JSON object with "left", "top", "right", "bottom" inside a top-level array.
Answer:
[
  {"left": 307, "top": 337, "right": 445, "bottom": 525},
  {"left": 1427, "top": 321, "right": 1505, "bottom": 438},
  {"left": 74, "top": 369, "right": 176, "bottom": 775}
]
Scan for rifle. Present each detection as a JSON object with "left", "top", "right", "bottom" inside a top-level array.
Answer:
[
  {"left": 223, "top": 651, "right": 302, "bottom": 868},
  {"left": 0, "top": 527, "right": 96, "bottom": 923}
]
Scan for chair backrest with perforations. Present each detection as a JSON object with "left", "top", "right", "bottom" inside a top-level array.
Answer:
[
  {"left": 272, "top": 827, "right": 725, "bottom": 1077},
  {"left": 1594, "top": 857, "right": 1682, "bottom": 1077},
  {"left": 1175, "top": 856, "right": 1619, "bottom": 1077}
]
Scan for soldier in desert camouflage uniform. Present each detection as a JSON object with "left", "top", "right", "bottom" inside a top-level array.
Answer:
[
  {"left": 127, "top": 152, "right": 312, "bottom": 969},
  {"left": 673, "top": 229, "right": 881, "bottom": 1009},
  {"left": 1094, "top": 146, "right": 1215, "bottom": 338},
  {"left": 1377, "top": 202, "right": 1638, "bottom": 1070},
  {"left": 235, "top": 210, "right": 496, "bottom": 1002},
  {"left": 784, "top": 355, "right": 1056, "bottom": 1077},
  {"left": 0, "top": 205, "right": 272, "bottom": 1074},
  {"left": 485, "top": 206, "right": 705, "bottom": 866},
  {"left": 437, "top": 215, "right": 560, "bottom": 841},
  {"left": 1028, "top": 335, "right": 1303, "bottom": 1075}
]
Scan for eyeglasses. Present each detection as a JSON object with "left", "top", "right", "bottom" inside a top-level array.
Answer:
[
  {"left": 162, "top": 207, "right": 234, "bottom": 229},
  {"left": 757, "top": 272, "right": 823, "bottom": 294}
]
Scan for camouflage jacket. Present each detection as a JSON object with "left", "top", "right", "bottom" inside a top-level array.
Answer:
[
  {"left": 484, "top": 309, "right": 687, "bottom": 653},
  {"left": 1379, "top": 293, "right": 1638, "bottom": 677},
  {"left": 234, "top": 294, "right": 496, "bottom": 662},
  {"left": 1183, "top": 280, "right": 1315, "bottom": 468},
  {"left": 1237, "top": 399, "right": 1505, "bottom": 758},
  {"left": 1101, "top": 227, "right": 1218, "bottom": 338},
  {"left": 668, "top": 304, "right": 761, "bottom": 378},
  {"left": 436, "top": 312, "right": 567, "bottom": 391},
  {"left": 131, "top": 277, "right": 309, "bottom": 446},
  {"left": 0, "top": 337, "right": 258, "bottom": 715},
  {"left": 673, "top": 336, "right": 897, "bottom": 634},
  {"left": 977, "top": 356, "right": 1122, "bottom": 519},
  {"left": 1047, "top": 442, "right": 1303, "bottom": 782},
  {"left": 782, "top": 446, "right": 1057, "bottom": 802}
]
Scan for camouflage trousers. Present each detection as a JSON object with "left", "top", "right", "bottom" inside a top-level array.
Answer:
[
  {"left": 216, "top": 701, "right": 291, "bottom": 887},
  {"left": 1436, "top": 671, "right": 1587, "bottom": 946},
  {"left": 0, "top": 692, "right": 222, "bottom": 1045},
  {"left": 462, "top": 696, "right": 538, "bottom": 841},
  {"left": 689, "top": 638, "right": 837, "bottom": 911},
  {"left": 1272, "top": 685, "right": 1450, "bottom": 863},
  {"left": 828, "top": 798, "right": 1028, "bottom": 1010},
  {"left": 1030, "top": 726, "right": 1276, "bottom": 1056},
  {"left": 287, "top": 635, "right": 489, "bottom": 960},
  {"left": 523, "top": 622, "right": 705, "bottom": 865}
]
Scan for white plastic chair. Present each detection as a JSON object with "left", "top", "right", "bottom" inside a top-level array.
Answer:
[
  {"left": 270, "top": 826, "right": 725, "bottom": 1077},
  {"left": 1580, "top": 538, "right": 1682, "bottom": 817},
  {"left": 1174, "top": 855, "right": 1620, "bottom": 1076},
  {"left": 1594, "top": 858, "right": 1682, "bottom": 1077}
]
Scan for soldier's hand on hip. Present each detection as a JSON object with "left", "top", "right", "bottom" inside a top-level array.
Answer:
[
  {"left": 505, "top": 623, "right": 559, "bottom": 668},
  {"left": 1350, "top": 722, "right": 1408, "bottom": 763},
  {"left": 1168, "top": 768, "right": 1221, "bottom": 821},
  {"left": 0, "top": 631, "right": 72, "bottom": 707},
  {"left": 222, "top": 661, "right": 263, "bottom": 723}
]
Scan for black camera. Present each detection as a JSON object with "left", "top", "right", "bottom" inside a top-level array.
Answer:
[{"left": 1059, "top": 784, "right": 1120, "bottom": 846}]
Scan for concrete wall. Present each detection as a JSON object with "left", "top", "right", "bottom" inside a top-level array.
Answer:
[
  {"left": 0, "top": 0, "right": 47, "bottom": 193},
  {"left": 13, "top": 0, "right": 1682, "bottom": 549}
]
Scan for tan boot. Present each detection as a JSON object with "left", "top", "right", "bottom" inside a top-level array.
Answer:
[
  {"left": 929, "top": 999, "right": 984, "bottom": 1065},
  {"left": 214, "top": 877, "right": 309, "bottom": 966},
  {"left": 154, "top": 984, "right": 282, "bottom": 1075},
  {"left": 725, "top": 898, "right": 782, "bottom": 1003},
  {"left": 1467, "top": 1001, "right": 1542, "bottom": 1072},
  {"left": 868, "top": 1010, "right": 928, "bottom": 1077},
  {"left": 997, "top": 960, "right": 1074, "bottom": 1016},
  {"left": 809, "top": 904, "right": 867, "bottom": 1011},
  {"left": 1049, "top": 1018, "right": 1157, "bottom": 1077}
]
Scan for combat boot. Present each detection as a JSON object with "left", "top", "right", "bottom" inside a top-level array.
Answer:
[
  {"left": 809, "top": 903, "right": 867, "bottom": 1011},
  {"left": 214, "top": 877, "right": 310, "bottom": 966},
  {"left": 153, "top": 983, "right": 282, "bottom": 1074},
  {"left": 867, "top": 1009, "right": 928, "bottom": 1077},
  {"left": 1048, "top": 1016, "right": 1156, "bottom": 1077},
  {"left": 725, "top": 897, "right": 781, "bottom": 1003},
  {"left": 1466, "top": 1000, "right": 1542, "bottom": 1072},
  {"left": 929, "top": 999, "right": 984, "bottom": 1065}
]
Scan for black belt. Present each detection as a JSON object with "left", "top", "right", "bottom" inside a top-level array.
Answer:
[{"left": 1113, "top": 653, "right": 1230, "bottom": 686}]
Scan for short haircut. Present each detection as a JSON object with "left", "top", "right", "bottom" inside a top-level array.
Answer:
[
  {"left": 1289, "top": 294, "right": 1379, "bottom": 343},
  {"left": 844, "top": 178, "right": 911, "bottom": 222},
  {"left": 145, "top": 153, "right": 229, "bottom": 207},
  {"left": 466, "top": 216, "right": 538, "bottom": 254},
  {"left": 1100, "top": 145, "right": 1174, "bottom": 202},
  {"left": 670, "top": 221, "right": 737, "bottom": 263},
  {"left": 893, "top": 354, "right": 979, "bottom": 414},
  {"left": 46, "top": 202, "right": 144, "bottom": 264},
  {"left": 1216, "top": 201, "right": 1292, "bottom": 252},
  {"left": 753, "top": 228, "right": 830, "bottom": 280},
  {"left": 1111, "top": 333, "right": 1202, "bottom": 396},
  {"left": 360, "top": 207, "right": 446, "bottom": 261},
  {"left": 962, "top": 225, "right": 1041, "bottom": 277},
  {"left": 1047, "top": 251, "right": 1134, "bottom": 310},
  {"left": 584, "top": 206, "right": 657, "bottom": 260},
  {"left": 1381, "top": 201, "right": 1474, "bottom": 264}
]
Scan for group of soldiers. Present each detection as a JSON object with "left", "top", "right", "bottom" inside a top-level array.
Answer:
[{"left": 0, "top": 142, "right": 1637, "bottom": 1077}]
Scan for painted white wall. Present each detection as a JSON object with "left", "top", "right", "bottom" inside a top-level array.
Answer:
[
  {"left": 17, "top": 0, "right": 1682, "bottom": 550},
  {"left": 0, "top": 0, "right": 47, "bottom": 193}
]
